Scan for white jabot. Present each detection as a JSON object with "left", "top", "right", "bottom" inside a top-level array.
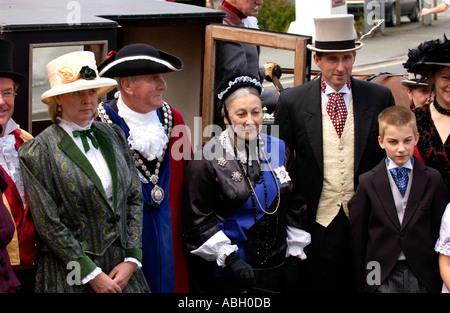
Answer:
[
  {"left": 116, "top": 93, "right": 168, "bottom": 161},
  {"left": 242, "top": 16, "right": 259, "bottom": 29},
  {"left": 0, "top": 119, "right": 26, "bottom": 206}
]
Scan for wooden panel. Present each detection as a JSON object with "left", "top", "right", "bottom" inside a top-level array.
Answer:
[{"left": 201, "top": 24, "right": 311, "bottom": 143}]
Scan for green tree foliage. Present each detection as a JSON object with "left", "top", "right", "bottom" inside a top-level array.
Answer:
[{"left": 258, "top": 0, "right": 295, "bottom": 32}]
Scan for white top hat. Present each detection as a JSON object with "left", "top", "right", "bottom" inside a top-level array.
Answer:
[
  {"left": 41, "top": 51, "right": 117, "bottom": 105},
  {"left": 307, "top": 14, "right": 363, "bottom": 53}
]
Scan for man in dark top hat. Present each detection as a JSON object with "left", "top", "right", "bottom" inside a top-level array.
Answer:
[
  {"left": 274, "top": 14, "right": 395, "bottom": 292},
  {"left": 0, "top": 38, "right": 40, "bottom": 293},
  {"left": 96, "top": 44, "right": 191, "bottom": 293}
]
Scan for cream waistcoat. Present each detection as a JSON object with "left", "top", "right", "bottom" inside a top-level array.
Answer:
[{"left": 316, "top": 97, "right": 355, "bottom": 227}]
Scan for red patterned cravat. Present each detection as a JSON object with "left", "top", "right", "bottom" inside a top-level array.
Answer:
[{"left": 321, "top": 78, "right": 349, "bottom": 138}]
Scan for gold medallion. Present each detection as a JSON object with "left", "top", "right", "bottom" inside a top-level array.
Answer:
[{"left": 151, "top": 185, "right": 164, "bottom": 204}]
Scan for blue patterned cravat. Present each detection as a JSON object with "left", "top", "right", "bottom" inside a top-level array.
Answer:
[{"left": 389, "top": 167, "right": 409, "bottom": 197}]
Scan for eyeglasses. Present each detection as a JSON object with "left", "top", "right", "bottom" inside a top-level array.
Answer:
[{"left": 0, "top": 90, "right": 17, "bottom": 101}]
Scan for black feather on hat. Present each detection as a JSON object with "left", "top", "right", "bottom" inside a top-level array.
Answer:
[
  {"left": 98, "top": 43, "right": 183, "bottom": 78},
  {"left": 403, "top": 34, "right": 450, "bottom": 77}
]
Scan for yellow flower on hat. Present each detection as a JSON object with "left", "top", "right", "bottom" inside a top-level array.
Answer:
[{"left": 56, "top": 61, "right": 81, "bottom": 84}]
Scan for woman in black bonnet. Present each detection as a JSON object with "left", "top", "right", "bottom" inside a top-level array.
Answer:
[{"left": 182, "top": 68, "right": 311, "bottom": 293}]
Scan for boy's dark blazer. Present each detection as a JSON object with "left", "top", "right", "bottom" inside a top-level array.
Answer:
[{"left": 349, "top": 156, "right": 450, "bottom": 293}]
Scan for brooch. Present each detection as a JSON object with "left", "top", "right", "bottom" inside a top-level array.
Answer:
[
  {"left": 231, "top": 171, "right": 243, "bottom": 182},
  {"left": 217, "top": 157, "right": 227, "bottom": 167},
  {"left": 274, "top": 166, "right": 291, "bottom": 184}
]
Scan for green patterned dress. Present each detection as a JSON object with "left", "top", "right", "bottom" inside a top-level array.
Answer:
[{"left": 18, "top": 121, "right": 150, "bottom": 293}]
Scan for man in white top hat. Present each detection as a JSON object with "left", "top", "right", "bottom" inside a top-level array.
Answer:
[{"left": 274, "top": 14, "right": 395, "bottom": 292}]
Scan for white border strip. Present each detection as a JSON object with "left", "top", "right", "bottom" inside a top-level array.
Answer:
[{"left": 98, "top": 55, "right": 180, "bottom": 76}]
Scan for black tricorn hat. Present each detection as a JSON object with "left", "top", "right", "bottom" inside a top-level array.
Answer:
[
  {"left": 98, "top": 43, "right": 183, "bottom": 78},
  {"left": 0, "top": 38, "right": 25, "bottom": 83}
]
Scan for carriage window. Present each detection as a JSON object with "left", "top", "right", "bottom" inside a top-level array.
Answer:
[{"left": 30, "top": 42, "right": 108, "bottom": 127}]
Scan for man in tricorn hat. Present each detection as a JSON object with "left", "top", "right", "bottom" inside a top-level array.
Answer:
[
  {"left": 274, "top": 14, "right": 395, "bottom": 292},
  {"left": 97, "top": 43, "right": 191, "bottom": 293},
  {"left": 0, "top": 38, "right": 40, "bottom": 293}
]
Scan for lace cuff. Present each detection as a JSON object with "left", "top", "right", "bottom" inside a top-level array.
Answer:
[
  {"left": 190, "top": 230, "right": 238, "bottom": 267},
  {"left": 124, "top": 257, "right": 142, "bottom": 269},
  {"left": 81, "top": 267, "right": 102, "bottom": 285},
  {"left": 435, "top": 204, "right": 450, "bottom": 256},
  {"left": 285, "top": 226, "right": 311, "bottom": 260}
]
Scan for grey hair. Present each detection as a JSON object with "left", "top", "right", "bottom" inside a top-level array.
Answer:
[
  {"left": 115, "top": 76, "right": 138, "bottom": 91},
  {"left": 221, "top": 86, "right": 261, "bottom": 118}
]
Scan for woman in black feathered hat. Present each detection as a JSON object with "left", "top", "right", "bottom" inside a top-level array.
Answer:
[
  {"left": 403, "top": 35, "right": 450, "bottom": 192},
  {"left": 182, "top": 67, "right": 311, "bottom": 293},
  {"left": 405, "top": 34, "right": 450, "bottom": 295}
]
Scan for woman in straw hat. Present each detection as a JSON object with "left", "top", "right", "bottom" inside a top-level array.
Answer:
[
  {"left": 403, "top": 35, "right": 450, "bottom": 191},
  {"left": 18, "top": 51, "right": 150, "bottom": 293}
]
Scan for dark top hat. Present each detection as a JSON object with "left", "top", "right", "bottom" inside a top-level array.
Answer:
[
  {"left": 98, "top": 43, "right": 183, "bottom": 78},
  {"left": 0, "top": 38, "right": 25, "bottom": 83}
]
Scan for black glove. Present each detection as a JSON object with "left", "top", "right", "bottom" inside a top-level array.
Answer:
[
  {"left": 225, "top": 252, "right": 255, "bottom": 291},
  {"left": 283, "top": 256, "right": 304, "bottom": 293},
  {"left": 263, "top": 62, "right": 282, "bottom": 82}
]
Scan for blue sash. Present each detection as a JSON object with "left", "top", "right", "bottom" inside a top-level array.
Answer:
[{"left": 215, "top": 134, "right": 285, "bottom": 276}]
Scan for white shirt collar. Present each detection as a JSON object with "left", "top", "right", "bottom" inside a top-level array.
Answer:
[
  {"left": 386, "top": 156, "right": 414, "bottom": 170},
  {"left": 57, "top": 117, "right": 94, "bottom": 132},
  {"left": 116, "top": 93, "right": 161, "bottom": 127},
  {"left": 4, "top": 118, "right": 19, "bottom": 135},
  {"left": 323, "top": 81, "right": 351, "bottom": 95},
  {"left": 116, "top": 93, "right": 168, "bottom": 161}
]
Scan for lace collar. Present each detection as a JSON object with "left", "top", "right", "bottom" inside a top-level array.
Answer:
[
  {"left": 0, "top": 119, "right": 25, "bottom": 206},
  {"left": 57, "top": 117, "right": 94, "bottom": 132},
  {"left": 218, "top": 129, "right": 264, "bottom": 165}
]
